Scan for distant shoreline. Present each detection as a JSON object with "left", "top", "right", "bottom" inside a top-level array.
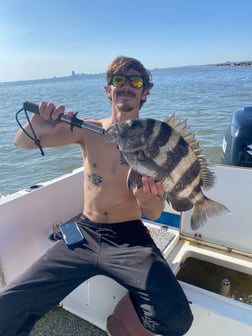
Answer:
[
  {"left": 1, "top": 62, "right": 252, "bottom": 85},
  {"left": 0, "top": 72, "right": 103, "bottom": 85},
  {"left": 208, "top": 61, "right": 252, "bottom": 67}
]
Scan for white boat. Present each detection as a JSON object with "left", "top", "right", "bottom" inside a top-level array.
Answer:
[{"left": 1, "top": 162, "right": 252, "bottom": 335}]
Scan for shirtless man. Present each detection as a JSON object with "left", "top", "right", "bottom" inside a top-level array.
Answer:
[{"left": 0, "top": 56, "right": 193, "bottom": 335}]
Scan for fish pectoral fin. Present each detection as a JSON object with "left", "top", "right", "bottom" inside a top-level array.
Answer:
[
  {"left": 127, "top": 169, "right": 143, "bottom": 190},
  {"left": 169, "top": 197, "right": 193, "bottom": 212}
]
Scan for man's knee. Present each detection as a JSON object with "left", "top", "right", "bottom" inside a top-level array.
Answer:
[
  {"left": 156, "top": 305, "right": 193, "bottom": 336},
  {"left": 106, "top": 293, "right": 155, "bottom": 336},
  {"left": 106, "top": 292, "right": 193, "bottom": 336},
  {"left": 131, "top": 295, "right": 193, "bottom": 336}
]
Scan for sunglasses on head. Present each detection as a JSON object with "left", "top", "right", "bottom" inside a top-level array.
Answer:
[{"left": 109, "top": 74, "right": 144, "bottom": 89}]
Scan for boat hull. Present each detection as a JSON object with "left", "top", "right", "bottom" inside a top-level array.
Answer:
[{"left": 1, "top": 164, "right": 252, "bottom": 335}]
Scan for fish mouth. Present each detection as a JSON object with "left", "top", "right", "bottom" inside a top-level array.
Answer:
[
  {"left": 106, "top": 123, "right": 126, "bottom": 142},
  {"left": 106, "top": 122, "right": 146, "bottom": 152},
  {"left": 118, "top": 144, "right": 145, "bottom": 153}
]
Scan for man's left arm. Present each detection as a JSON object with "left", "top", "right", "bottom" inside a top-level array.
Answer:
[{"left": 133, "top": 176, "right": 165, "bottom": 221}]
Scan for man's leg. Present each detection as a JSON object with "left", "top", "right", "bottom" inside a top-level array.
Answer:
[
  {"left": 107, "top": 293, "right": 155, "bottom": 336},
  {"left": 0, "top": 240, "right": 96, "bottom": 336},
  {"left": 103, "top": 243, "right": 193, "bottom": 336}
]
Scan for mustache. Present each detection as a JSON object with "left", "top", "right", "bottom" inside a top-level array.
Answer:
[{"left": 116, "top": 90, "right": 136, "bottom": 98}]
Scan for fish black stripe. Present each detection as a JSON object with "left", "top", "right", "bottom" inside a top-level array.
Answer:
[
  {"left": 152, "top": 122, "right": 172, "bottom": 148},
  {"left": 163, "top": 136, "right": 189, "bottom": 175},
  {"left": 146, "top": 121, "right": 173, "bottom": 159},
  {"left": 171, "top": 160, "right": 201, "bottom": 194},
  {"left": 144, "top": 119, "right": 156, "bottom": 138}
]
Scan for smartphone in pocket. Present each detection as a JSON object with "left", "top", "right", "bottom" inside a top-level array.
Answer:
[{"left": 60, "top": 221, "right": 85, "bottom": 246}]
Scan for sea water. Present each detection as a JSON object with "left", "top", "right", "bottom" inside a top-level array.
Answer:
[{"left": 1, "top": 65, "right": 252, "bottom": 196}]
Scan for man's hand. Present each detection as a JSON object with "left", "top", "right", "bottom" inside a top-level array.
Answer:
[
  {"left": 133, "top": 176, "right": 165, "bottom": 201},
  {"left": 39, "top": 101, "right": 65, "bottom": 121},
  {"left": 133, "top": 176, "right": 165, "bottom": 220},
  {"left": 14, "top": 101, "right": 79, "bottom": 150}
]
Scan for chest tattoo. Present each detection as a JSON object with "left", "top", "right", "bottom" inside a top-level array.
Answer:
[{"left": 88, "top": 173, "right": 103, "bottom": 188}]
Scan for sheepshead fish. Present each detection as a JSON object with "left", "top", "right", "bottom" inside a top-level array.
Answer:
[{"left": 111, "top": 115, "right": 229, "bottom": 230}]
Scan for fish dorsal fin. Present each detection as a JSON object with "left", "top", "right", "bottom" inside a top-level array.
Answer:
[
  {"left": 164, "top": 114, "right": 215, "bottom": 190},
  {"left": 164, "top": 113, "right": 195, "bottom": 146}
]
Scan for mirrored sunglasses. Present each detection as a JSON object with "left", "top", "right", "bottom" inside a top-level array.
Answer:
[{"left": 109, "top": 74, "right": 144, "bottom": 89}]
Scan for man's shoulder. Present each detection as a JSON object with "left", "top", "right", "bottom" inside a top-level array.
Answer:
[{"left": 82, "top": 116, "right": 111, "bottom": 128}]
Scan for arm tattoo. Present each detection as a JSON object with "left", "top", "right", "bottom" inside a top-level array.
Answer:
[{"left": 88, "top": 173, "right": 103, "bottom": 187}]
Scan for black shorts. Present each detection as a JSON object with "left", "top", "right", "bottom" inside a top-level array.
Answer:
[{"left": 0, "top": 216, "right": 193, "bottom": 336}]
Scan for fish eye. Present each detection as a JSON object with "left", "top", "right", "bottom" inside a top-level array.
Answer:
[{"left": 129, "top": 120, "right": 142, "bottom": 129}]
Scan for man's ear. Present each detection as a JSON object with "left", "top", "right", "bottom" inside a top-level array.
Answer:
[
  {"left": 105, "top": 85, "right": 112, "bottom": 99},
  {"left": 142, "top": 89, "right": 149, "bottom": 101}
]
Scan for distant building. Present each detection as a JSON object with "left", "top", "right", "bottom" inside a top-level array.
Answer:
[{"left": 72, "top": 70, "right": 76, "bottom": 76}]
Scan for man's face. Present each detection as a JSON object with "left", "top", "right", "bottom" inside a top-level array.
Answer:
[{"left": 105, "top": 69, "right": 147, "bottom": 113}]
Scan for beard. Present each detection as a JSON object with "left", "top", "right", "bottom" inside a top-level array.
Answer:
[
  {"left": 118, "top": 103, "right": 134, "bottom": 112},
  {"left": 116, "top": 90, "right": 136, "bottom": 112}
]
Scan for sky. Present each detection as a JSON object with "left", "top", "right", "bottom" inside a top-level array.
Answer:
[{"left": 1, "top": 0, "right": 252, "bottom": 82}]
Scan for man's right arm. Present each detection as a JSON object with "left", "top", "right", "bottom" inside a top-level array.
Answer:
[{"left": 14, "top": 101, "right": 84, "bottom": 150}]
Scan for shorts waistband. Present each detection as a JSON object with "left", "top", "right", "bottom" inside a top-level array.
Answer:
[{"left": 78, "top": 214, "right": 143, "bottom": 230}]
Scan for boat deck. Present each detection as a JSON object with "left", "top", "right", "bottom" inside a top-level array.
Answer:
[{"left": 32, "top": 306, "right": 106, "bottom": 336}]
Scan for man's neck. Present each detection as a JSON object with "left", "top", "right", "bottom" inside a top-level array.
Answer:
[{"left": 111, "top": 107, "right": 140, "bottom": 122}]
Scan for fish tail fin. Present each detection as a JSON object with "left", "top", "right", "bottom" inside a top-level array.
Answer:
[{"left": 191, "top": 197, "right": 230, "bottom": 230}]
